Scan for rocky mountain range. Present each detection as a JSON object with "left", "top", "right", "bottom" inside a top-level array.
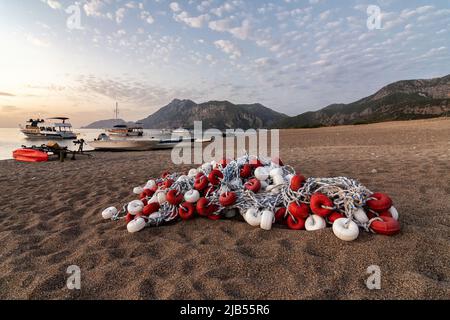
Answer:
[
  {"left": 277, "top": 74, "right": 450, "bottom": 128},
  {"left": 84, "top": 74, "right": 450, "bottom": 129},
  {"left": 82, "top": 118, "right": 137, "bottom": 129},
  {"left": 137, "top": 99, "right": 288, "bottom": 129}
]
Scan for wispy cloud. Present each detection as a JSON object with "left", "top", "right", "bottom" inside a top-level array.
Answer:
[{"left": 0, "top": 92, "right": 15, "bottom": 97}]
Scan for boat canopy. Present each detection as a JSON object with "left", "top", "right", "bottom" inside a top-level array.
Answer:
[
  {"left": 47, "top": 117, "right": 71, "bottom": 124},
  {"left": 48, "top": 117, "right": 70, "bottom": 120}
]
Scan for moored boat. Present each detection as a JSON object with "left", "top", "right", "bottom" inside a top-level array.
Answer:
[
  {"left": 88, "top": 134, "right": 159, "bottom": 151},
  {"left": 88, "top": 134, "right": 213, "bottom": 151},
  {"left": 19, "top": 117, "right": 77, "bottom": 139}
]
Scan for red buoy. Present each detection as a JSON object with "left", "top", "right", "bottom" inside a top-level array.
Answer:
[
  {"left": 370, "top": 216, "right": 400, "bottom": 236},
  {"left": 142, "top": 203, "right": 160, "bottom": 216},
  {"left": 161, "top": 171, "right": 170, "bottom": 178},
  {"left": 163, "top": 179, "right": 174, "bottom": 189},
  {"left": 208, "top": 169, "right": 223, "bottom": 185},
  {"left": 240, "top": 164, "right": 253, "bottom": 178},
  {"left": 196, "top": 197, "right": 213, "bottom": 216},
  {"left": 367, "top": 193, "right": 393, "bottom": 212},
  {"left": 207, "top": 213, "right": 221, "bottom": 221},
  {"left": 310, "top": 193, "right": 334, "bottom": 217},
  {"left": 194, "top": 175, "right": 209, "bottom": 191},
  {"left": 244, "top": 178, "right": 261, "bottom": 193},
  {"left": 327, "top": 212, "right": 345, "bottom": 224},
  {"left": 167, "top": 189, "right": 184, "bottom": 206},
  {"left": 287, "top": 215, "right": 305, "bottom": 230},
  {"left": 275, "top": 207, "right": 287, "bottom": 223},
  {"left": 379, "top": 211, "right": 393, "bottom": 218},
  {"left": 125, "top": 213, "right": 134, "bottom": 224},
  {"left": 195, "top": 172, "right": 204, "bottom": 179},
  {"left": 290, "top": 175, "right": 306, "bottom": 191},
  {"left": 140, "top": 188, "right": 155, "bottom": 200},
  {"left": 219, "top": 192, "right": 237, "bottom": 207},
  {"left": 288, "top": 202, "right": 309, "bottom": 219},
  {"left": 179, "top": 202, "right": 195, "bottom": 220}
]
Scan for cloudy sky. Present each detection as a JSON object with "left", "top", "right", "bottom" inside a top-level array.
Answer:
[{"left": 0, "top": 0, "right": 449, "bottom": 127}]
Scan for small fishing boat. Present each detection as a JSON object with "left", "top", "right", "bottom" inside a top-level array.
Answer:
[{"left": 19, "top": 117, "right": 77, "bottom": 139}]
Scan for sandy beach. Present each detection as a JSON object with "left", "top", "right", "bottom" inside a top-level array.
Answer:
[{"left": 0, "top": 118, "right": 449, "bottom": 300}]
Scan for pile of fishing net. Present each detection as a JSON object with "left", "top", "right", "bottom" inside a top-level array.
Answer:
[{"left": 101, "top": 155, "right": 400, "bottom": 241}]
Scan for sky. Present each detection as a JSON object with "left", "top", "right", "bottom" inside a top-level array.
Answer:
[{"left": 0, "top": 0, "right": 449, "bottom": 127}]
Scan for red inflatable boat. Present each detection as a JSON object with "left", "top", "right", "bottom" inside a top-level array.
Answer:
[{"left": 13, "top": 149, "right": 49, "bottom": 162}]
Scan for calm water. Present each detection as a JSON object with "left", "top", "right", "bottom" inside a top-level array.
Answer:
[{"left": 0, "top": 128, "right": 165, "bottom": 160}]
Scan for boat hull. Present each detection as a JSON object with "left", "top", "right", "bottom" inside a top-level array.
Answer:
[
  {"left": 13, "top": 149, "right": 49, "bottom": 162},
  {"left": 88, "top": 140, "right": 159, "bottom": 151},
  {"left": 21, "top": 130, "right": 77, "bottom": 140}
]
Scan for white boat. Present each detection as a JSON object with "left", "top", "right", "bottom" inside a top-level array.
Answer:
[
  {"left": 88, "top": 134, "right": 158, "bottom": 151},
  {"left": 19, "top": 117, "right": 77, "bottom": 139},
  {"left": 88, "top": 134, "right": 213, "bottom": 151}
]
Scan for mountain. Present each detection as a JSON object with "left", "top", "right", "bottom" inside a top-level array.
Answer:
[
  {"left": 137, "top": 99, "right": 288, "bottom": 129},
  {"left": 83, "top": 75, "right": 450, "bottom": 130},
  {"left": 276, "top": 74, "right": 450, "bottom": 128},
  {"left": 82, "top": 118, "right": 136, "bottom": 129}
]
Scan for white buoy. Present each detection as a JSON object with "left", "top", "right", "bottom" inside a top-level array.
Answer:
[
  {"left": 184, "top": 189, "right": 200, "bottom": 203},
  {"left": 305, "top": 215, "right": 326, "bottom": 231},
  {"left": 144, "top": 179, "right": 156, "bottom": 190},
  {"left": 254, "top": 167, "right": 269, "bottom": 181},
  {"left": 272, "top": 174, "right": 285, "bottom": 186},
  {"left": 156, "top": 191, "right": 166, "bottom": 205},
  {"left": 127, "top": 217, "right": 146, "bottom": 233},
  {"left": 389, "top": 206, "right": 399, "bottom": 220},
  {"left": 245, "top": 208, "right": 261, "bottom": 227},
  {"left": 102, "top": 207, "right": 118, "bottom": 220},
  {"left": 133, "top": 186, "right": 144, "bottom": 195},
  {"left": 188, "top": 169, "right": 198, "bottom": 178},
  {"left": 260, "top": 210, "right": 274, "bottom": 231},
  {"left": 353, "top": 208, "right": 369, "bottom": 224},
  {"left": 127, "top": 200, "right": 144, "bottom": 215},
  {"left": 269, "top": 168, "right": 283, "bottom": 178},
  {"left": 332, "top": 218, "right": 359, "bottom": 241}
]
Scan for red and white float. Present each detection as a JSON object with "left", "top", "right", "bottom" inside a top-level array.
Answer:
[{"left": 101, "top": 155, "right": 400, "bottom": 241}]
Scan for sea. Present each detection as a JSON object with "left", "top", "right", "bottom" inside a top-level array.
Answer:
[{"left": 0, "top": 128, "right": 164, "bottom": 160}]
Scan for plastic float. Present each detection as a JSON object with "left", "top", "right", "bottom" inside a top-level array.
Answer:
[{"left": 101, "top": 155, "right": 401, "bottom": 241}]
